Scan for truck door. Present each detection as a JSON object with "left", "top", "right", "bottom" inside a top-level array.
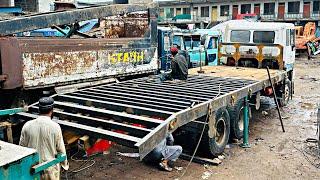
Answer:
[
  {"left": 232, "top": 5, "right": 238, "bottom": 19},
  {"left": 211, "top": 6, "right": 218, "bottom": 21},
  {"left": 278, "top": 3, "right": 285, "bottom": 19},
  {"left": 284, "top": 29, "right": 295, "bottom": 70},
  {"left": 303, "top": 2, "right": 311, "bottom": 18},
  {"left": 206, "top": 36, "right": 218, "bottom": 66},
  {"left": 159, "top": 31, "right": 171, "bottom": 71}
]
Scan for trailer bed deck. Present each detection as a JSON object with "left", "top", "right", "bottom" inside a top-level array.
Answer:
[{"left": 14, "top": 66, "right": 286, "bottom": 159}]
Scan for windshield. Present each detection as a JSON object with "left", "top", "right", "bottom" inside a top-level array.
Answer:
[
  {"left": 253, "top": 31, "right": 275, "bottom": 43},
  {"left": 192, "top": 35, "right": 201, "bottom": 49},
  {"left": 173, "top": 35, "right": 183, "bottom": 49},
  {"left": 230, "top": 30, "right": 250, "bottom": 43},
  {"left": 184, "top": 36, "right": 192, "bottom": 49}
]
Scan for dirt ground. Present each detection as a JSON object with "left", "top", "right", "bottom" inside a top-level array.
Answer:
[{"left": 62, "top": 57, "right": 320, "bottom": 180}]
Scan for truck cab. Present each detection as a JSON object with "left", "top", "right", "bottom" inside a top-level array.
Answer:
[
  {"left": 181, "top": 29, "right": 221, "bottom": 68},
  {"left": 214, "top": 20, "right": 295, "bottom": 72}
]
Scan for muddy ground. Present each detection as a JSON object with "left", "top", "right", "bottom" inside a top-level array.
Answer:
[{"left": 62, "top": 57, "right": 320, "bottom": 180}]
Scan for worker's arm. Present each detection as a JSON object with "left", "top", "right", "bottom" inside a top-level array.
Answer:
[
  {"left": 166, "top": 133, "right": 174, "bottom": 146},
  {"left": 19, "top": 124, "right": 27, "bottom": 147},
  {"left": 56, "top": 126, "right": 69, "bottom": 170}
]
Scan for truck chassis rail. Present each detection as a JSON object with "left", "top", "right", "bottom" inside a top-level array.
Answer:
[{"left": 14, "top": 74, "right": 283, "bottom": 159}]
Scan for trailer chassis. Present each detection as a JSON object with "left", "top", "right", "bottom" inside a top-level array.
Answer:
[{"left": 14, "top": 70, "right": 285, "bottom": 160}]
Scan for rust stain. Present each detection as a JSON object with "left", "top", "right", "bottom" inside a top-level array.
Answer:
[{"left": 105, "top": 12, "right": 148, "bottom": 38}]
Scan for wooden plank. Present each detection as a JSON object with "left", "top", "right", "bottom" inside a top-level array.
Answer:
[{"left": 189, "top": 66, "right": 281, "bottom": 81}]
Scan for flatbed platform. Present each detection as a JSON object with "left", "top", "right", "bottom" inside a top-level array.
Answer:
[{"left": 14, "top": 66, "right": 286, "bottom": 159}]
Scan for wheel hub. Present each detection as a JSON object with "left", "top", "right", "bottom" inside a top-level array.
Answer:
[{"left": 215, "top": 117, "right": 226, "bottom": 146}]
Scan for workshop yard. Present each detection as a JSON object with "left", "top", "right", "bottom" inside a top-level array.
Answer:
[{"left": 62, "top": 57, "right": 320, "bottom": 180}]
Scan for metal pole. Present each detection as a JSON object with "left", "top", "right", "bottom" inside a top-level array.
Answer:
[
  {"left": 317, "top": 106, "right": 320, "bottom": 154},
  {"left": 198, "top": 46, "right": 204, "bottom": 73},
  {"left": 266, "top": 66, "right": 285, "bottom": 132},
  {"left": 240, "top": 96, "right": 250, "bottom": 148}
]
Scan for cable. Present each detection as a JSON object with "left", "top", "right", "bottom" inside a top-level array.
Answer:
[
  {"left": 68, "top": 145, "right": 96, "bottom": 174},
  {"left": 179, "top": 83, "right": 222, "bottom": 179}
]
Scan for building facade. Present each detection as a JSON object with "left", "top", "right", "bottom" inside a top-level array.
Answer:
[{"left": 158, "top": 0, "right": 320, "bottom": 24}]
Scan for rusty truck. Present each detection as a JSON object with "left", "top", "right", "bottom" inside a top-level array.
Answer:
[
  {"left": 0, "top": 4, "right": 157, "bottom": 108},
  {"left": 0, "top": 6, "right": 294, "bottom": 160}
]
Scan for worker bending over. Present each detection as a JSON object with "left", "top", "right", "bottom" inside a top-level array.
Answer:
[
  {"left": 20, "top": 97, "right": 69, "bottom": 179},
  {"left": 144, "top": 133, "right": 182, "bottom": 171}
]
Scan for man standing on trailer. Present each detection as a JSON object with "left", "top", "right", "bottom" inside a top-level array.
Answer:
[{"left": 19, "top": 97, "right": 69, "bottom": 179}]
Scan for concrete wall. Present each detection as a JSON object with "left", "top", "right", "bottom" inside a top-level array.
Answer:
[{"left": 159, "top": 0, "right": 311, "bottom": 22}]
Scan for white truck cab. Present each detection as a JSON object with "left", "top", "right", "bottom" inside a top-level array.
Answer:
[{"left": 212, "top": 20, "right": 295, "bottom": 71}]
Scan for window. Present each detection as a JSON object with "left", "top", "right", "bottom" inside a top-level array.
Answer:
[
  {"left": 184, "top": 36, "right": 192, "bottom": 50},
  {"left": 173, "top": 35, "right": 183, "bottom": 49},
  {"left": 176, "top": 8, "right": 182, "bottom": 15},
  {"left": 165, "top": 8, "right": 174, "bottom": 18},
  {"left": 241, "top": 4, "right": 251, "bottom": 14},
  {"left": 263, "top": 3, "right": 275, "bottom": 15},
  {"left": 253, "top": 31, "right": 275, "bottom": 43},
  {"left": 192, "top": 35, "right": 201, "bottom": 48},
  {"left": 288, "top": 1, "right": 300, "bottom": 14},
  {"left": 159, "top": 8, "right": 164, "bottom": 18},
  {"left": 201, "top": 6, "right": 209, "bottom": 17},
  {"left": 193, "top": 7, "right": 199, "bottom": 18},
  {"left": 286, "top": 29, "right": 295, "bottom": 46},
  {"left": 164, "top": 35, "right": 170, "bottom": 51},
  {"left": 208, "top": 37, "right": 217, "bottom": 49},
  {"left": 220, "top": 5, "right": 229, "bottom": 16},
  {"left": 313, "top": 1, "right": 320, "bottom": 12},
  {"left": 183, "top": 8, "right": 191, "bottom": 14},
  {"left": 230, "top": 30, "right": 250, "bottom": 42}
]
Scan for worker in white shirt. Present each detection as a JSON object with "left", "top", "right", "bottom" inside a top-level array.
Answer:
[{"left": 19, "top": 97, "right": 69, "bottom": 180}]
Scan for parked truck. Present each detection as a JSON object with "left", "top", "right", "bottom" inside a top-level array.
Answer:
[
  {"left": 157, "top": 26, "right": 190, "bottom": 71},
  {"left": 1, "top": 8, "right": 294, "bottom": 160},
  {"left": 0, "top": 4, "right": 158, "bottom": 108},
  {"left": 181, "top": 29, "right": 221, "bottom": 67}
]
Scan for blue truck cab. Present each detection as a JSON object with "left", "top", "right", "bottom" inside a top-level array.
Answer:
[
  {"left": 158, "top": 27, "right": 189, "bottom": 71},
  {"left": 181, "top": 29, "right": 221, "bottom": 67}
]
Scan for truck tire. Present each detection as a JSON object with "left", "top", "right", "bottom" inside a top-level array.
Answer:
[
  {"left": 208, "top": 108, "right": 230, "bottom": 156},
  {"left": 227, "top": 99, "right": 246, "bottom": 140},
  {"left": 278, "top": 80, "right": 291, "bottom": 107}
]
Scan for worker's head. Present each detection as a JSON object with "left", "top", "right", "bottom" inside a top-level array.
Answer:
[
  {"left": 39, "top": 97, "right": 54, "bottom": 117},
  {"left": 170, "top": 47, "right": 179, "bottom": 56}
]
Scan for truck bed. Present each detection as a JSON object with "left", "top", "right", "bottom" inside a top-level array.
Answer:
[
  {"left": 14, "top": 66, "right": 286, "bottom": 159},
  {"left": 189, "top": 66, "right": 282, "bottom": 81}
]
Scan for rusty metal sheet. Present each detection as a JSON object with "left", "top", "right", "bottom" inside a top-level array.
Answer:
[
  {"left": 0, "top": 36, "right": 157, "bottom": 89},
  {"left": 22, "top": 45, "right": 157, "bottom": 89},
  {"left": 0, "top": 38, "right": 23, "bottom": 89},
  {"left": 0, "top": 3, "right": 156, "bottom": 35},
  {"left": 105, "top": 12, "right": 149, "bottom": 38}
]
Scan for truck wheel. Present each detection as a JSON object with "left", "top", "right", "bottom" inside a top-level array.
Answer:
[
  {"left": 227, "top": 99, "right": 247, "bottom": 140},
  {"left": 279, "top": 80, "right": 291, "bottom": 107},
  {"left": 208, "top": 108, "right": 230, "bottom": 156}
]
